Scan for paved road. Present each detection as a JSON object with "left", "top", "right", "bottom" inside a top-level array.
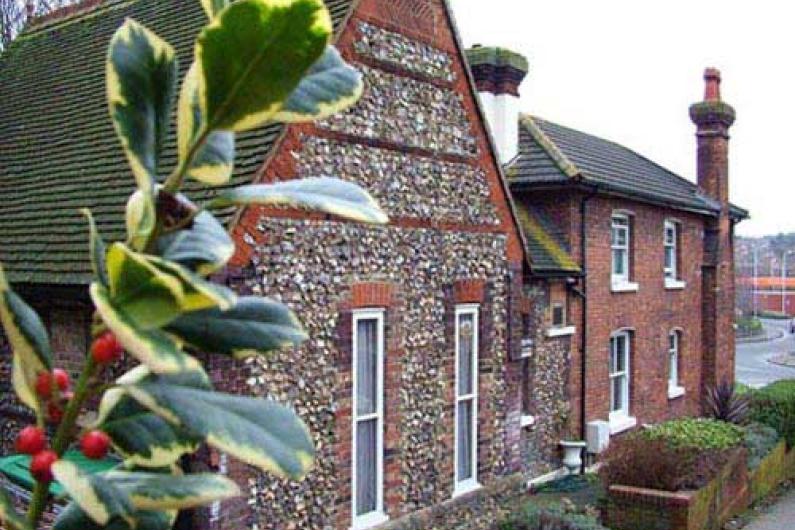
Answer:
[
  {"left": 744, "top": 488, "right": 795, "bottom": 530},
  {"left": 736, "top": 318, "right": 795, "bottom": 388}
]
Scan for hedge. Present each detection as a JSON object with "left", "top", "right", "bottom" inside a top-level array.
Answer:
[{"left": 748, "top": 379, "right": 795, "bottom": 447}]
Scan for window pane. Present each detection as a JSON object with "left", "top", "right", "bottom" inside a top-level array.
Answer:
[
  {"left": 355, "top": 419, "right": 378, "bottom": 516},
  {"left": 609, "top": 338, "right": 616, "bottom": 374},
  {"left": 615, "top": 336, "right": 626, "bottom": 372},
  {"left": 356, "top": 318, "right": 379, "bottom": 416},
  {"left": 670, "top": 351, "right": 678, "bottom": 385},
  {"left": 552, "top": 305, "right": 565, "bottom": 327},
  {"left": 458, "top": 314, "right": 475, "bottom": 396},
  {"left": 611, "top": 377, "right": 624, "bottom": 412},
  {"left": 665, "top": 247, "right": 675, "bottom": 270},
  {"left": 457, "top": 400, "right": 473, "bottom": 481},
  {"left": 612, "top": 249, "right": 626, "bottom": 275}
]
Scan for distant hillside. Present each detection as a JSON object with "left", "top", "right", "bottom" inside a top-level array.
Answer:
[{"left": 736, "top": 233, "right": 795, "bottom": 278}]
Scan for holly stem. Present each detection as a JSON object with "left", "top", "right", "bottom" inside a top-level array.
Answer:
[{"left": 26, "top": 355, "right": 99, "bottom": 527}]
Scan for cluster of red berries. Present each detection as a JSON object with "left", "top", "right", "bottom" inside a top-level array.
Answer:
[
  {"left": 91, "top": 331, "right": 125, "bottom": 364},
  {"left": 16, "top": 427, "right": 111, "bottom": 482},
  {"left": 14, "top": 332, "right": 122, "bottom": 482}
]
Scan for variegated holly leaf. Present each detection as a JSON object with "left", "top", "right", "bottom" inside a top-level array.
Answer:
[
  {"left": 0, "top": 264, "right": 52, "bottom": 412},
  {"left": 0, "top": 486, "right": 30, "bottom": 530},
  {"left": 199, "top": 0, "right": 229, "bottom": 18},
  {"left": 107, "top": 19, "right": 177, "bottom": 191},
  {"left": 144, "top": 255, "right": 235, "bottom": 313},
  {"left": 125, "top": 189, "right": 157, "bottom": 252},
  {"left": 197, "top": 0, "right": 331, "bottom": 132},
  {"left": 81, "top": 209, "right": 109, "bottom": 287},
  {"left": 176, "top": 62, "right": 235, "bottom": 185},
  {"left": 54, "top": 503, "right": 171, "bottom": 530},
  {"left": 123, "top": 373, "right": 315, "bottom": 479},
  {"left": 99, "top": 390, "right": 201, "bottom": 468},
  {"left": 52, "top": 461, "right": 134, "bottom": 526},
  {"left": 156, "top": 210, "right": 235, "bottom": 276},
  {"left": 274, "top": 46, "right": 363, "bottom": 123},
  {"left": 91, "top": 283, "right": 203, "bottom": 375},
  {"left": 207, "top": 177, "right": 388, "bottom": 224},
  {"left": 167, "top": 296, "right": 307, "bottom": 358},
  {"left": 103, "top": 471, "right": 240, "bottom": 510}
]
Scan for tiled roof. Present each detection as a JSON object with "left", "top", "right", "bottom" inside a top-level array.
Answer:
[
  {"left": 511, "top": 115, "right": 749, "bottom": 219},
  {"left": 0, "top": 0, "right": 353, "bottom": 285},
  {"left": 513, "top": 202, "right": 580, "bottom": 276}
]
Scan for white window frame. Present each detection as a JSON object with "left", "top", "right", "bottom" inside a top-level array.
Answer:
[
  {"left": 454, "top": 304, "right": 480, "bottom": 496},
  {"left": 668, "top": 330, "right": 685, "bottom": 399},
  {"left": 664, "top": 220, "right": 677, "bottom": 280},
  {"left": 609, "top": 330, "right": 636, "bottom": 434},
  {"left": 611, "top": 214, "right": 635, "bottom": 290},
  {"left": 351, "top": 309, "right": 388, "bottom": 530}
]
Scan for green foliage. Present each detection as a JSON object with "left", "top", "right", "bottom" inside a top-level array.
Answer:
[
  {"left": 640, "top": 418, "right": 745, "bottom": 451},
  {"left": 748, "top": 379, "right": 795, "bottom": 447},
  {"left": 736, "top": 315, "right": 763, "bottom": 336},
  {"left": 744, "top": 422, "right": 780, "bottom": 470},
  {"left": 0, "top": 0, "right": 385, "bottom": 527},
  {"left": 499, "top": 501, "right": 608, "bottom": 530}
]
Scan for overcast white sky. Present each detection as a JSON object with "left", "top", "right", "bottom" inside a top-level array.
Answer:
[{"left": 450, "top": 0, "right": 790, "bottom": 237}]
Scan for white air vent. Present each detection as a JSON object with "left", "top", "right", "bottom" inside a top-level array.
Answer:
[{"left": 586, "top": 420, "right": 610, "bottom": 454}]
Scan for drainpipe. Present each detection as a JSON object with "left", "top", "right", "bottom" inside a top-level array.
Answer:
[{"left": 576, "top": 186, "right": 598, "bottom": 442}]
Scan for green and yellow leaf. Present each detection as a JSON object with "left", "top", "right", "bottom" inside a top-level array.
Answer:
[
  {"left": 91, "top": 283, "right": 203, "bottom": 375},
  {"left": 81, "top": 208, "right": 109, "bottom": 287},
  {"left": 274, "top": 46, "right": 363, "bottom": 122},
  {"left": 54, "top": 503, "right": 171, "bottom": 530},
  {"left": 176, "top": 62, "right": 235, "bottom": 185},
  {"left": 125, "top": 189, "right": 157, "bottom": 252},
  {"left": 167, "top": 296, "right": 307, "bottom": 358},
  {"left": 104, "top": 471, "right": 240, "bottom": 510},
  {"left": 156, "top": 210, "right": 235, "bottom": 276},
  {"left": 52, "top": 461, "right": 134, "bottom": 526},
  {"left": 107, "top": 18, "right": 177, "bottom": 190},
  {"left": 0, "top": 263, "right": 52, "bottom": 412},
  {"left": 145, "top": 256, "right": 235, "bottom": 313},
  {"left": 123, "top": 374, "right": 315, "bottom": 479},
  {"left": 207, "top": 177, "right": 389, "bottom": 224},
  {"left": 106, "top": 243, "right": 184, "bottom": 329},
  {"left": 0, "top": 486, "right": 30, "bottom": 530},
  {"left": 197, "top": 0, "right": 331, "bottom": 132}
]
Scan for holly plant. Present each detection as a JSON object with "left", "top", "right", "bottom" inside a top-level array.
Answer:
[{"left": 0, "top": 0, "right": 386, "bottom": 528}]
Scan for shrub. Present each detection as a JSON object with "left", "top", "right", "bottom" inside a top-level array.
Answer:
[
  {"left": 641, "top": 418, "right": 745, "bottom": 451},
  {"left": 748, "top": 380, "right": 795, "bottom": 447},
  {"left": 599, "top": 436, "right": 733, "bottom": 491},
  {"left": 737, "top": 316, "right": 764, "bottom": 336},
  {"left": 705, "top": 381, "right": 751, "bottom": 424},
  {"left": 744, "top": 422, "right": 780, "bottom": 470},
  {"left": 499, "top": 501, "right": 608, "bottom": 530}
]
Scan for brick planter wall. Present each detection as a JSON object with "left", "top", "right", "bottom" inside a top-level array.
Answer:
[
  {"left": 749, "top": 441, "right": 789, "bottom": 504},
  {"left": 601, "top": 449, "right": 749, "bottom": 530}
]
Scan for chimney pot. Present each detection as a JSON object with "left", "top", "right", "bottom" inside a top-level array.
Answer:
[{"left": 704, "top": 67, "right": 721, "bottom": 102}]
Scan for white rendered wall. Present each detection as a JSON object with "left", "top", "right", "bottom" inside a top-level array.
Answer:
[{"left": 479, "top": 91, "right": 520, "bottom": 165}]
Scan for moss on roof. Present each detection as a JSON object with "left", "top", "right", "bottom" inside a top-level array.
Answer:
[
  {"left": 514, "top": 202, "right": 580, "bottom": 275},
  {"left": 0, "top": 0, "right": 354, "bottom": 285}
]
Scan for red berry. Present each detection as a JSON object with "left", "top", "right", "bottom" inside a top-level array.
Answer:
[
  {"left": 47, "top": 402, "right": 64, "bottom": 424},
  {"left": 91, "top": 332, "right": 123, "bottom": 364},
  {"left": 35, "top": 372, "right": 53, "bottom": 399},
  {"left": 30, "top": 450, "right": 58, "bottom": 483},
  {"left": 53, "top": 369, "right": 70, "bottom": 392},
  {"left": 15, "top": 426, "right": 46, "bottom": 455},
  {"left": 80, "top": 431, "right": 111, "bottom": 460}
]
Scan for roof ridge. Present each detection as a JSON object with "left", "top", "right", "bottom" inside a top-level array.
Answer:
[
  {"left": 24, "top": 0, "right": 131, "bottom": 35},
  {"left": 531, "top": 114, "right": 702, "bottom": 193},
  {"left": 519, "top": 114, "right": 580, "bottom": 179}
]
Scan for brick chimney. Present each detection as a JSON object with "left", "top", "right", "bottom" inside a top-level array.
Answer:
[
  {"left": 465, "top": 46, "right": 529, "bottom": 165},
  {"left": 690, "top": 68, "right": 737, "bottom": 393}
]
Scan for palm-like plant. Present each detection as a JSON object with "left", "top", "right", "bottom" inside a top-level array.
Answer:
[
  {"left": 705, "top": 380, "right": 751, "bottom": 425},
  {"left": 0, "top": 1, "right": 386, "bottom": 528}
]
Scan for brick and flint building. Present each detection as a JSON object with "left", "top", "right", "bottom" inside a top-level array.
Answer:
[{"left": 0, "top": 0, "right": 746, "bottom": 529}]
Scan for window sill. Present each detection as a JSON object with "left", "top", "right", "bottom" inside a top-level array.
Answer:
[
  {"left": 665, "top": 279, "right": 687, "bottom": 290},
  {"left": 668, "top": 386, "right": 686, "bottom": 400},
  {"left": 611, "top": 281, "right": 639, "bottom": 293},
  {"left": 521, "top": 415, "right": 536, "bottom": 428},
  {"left": 453, "top": 479, "right": 482, "bottom": 498},
  {"left": 608, "top": 414, "right": 637, "bottom": 435},
  {"left": 546, "top": 326, "right": 576, "bottom": 338},
  {"left": 351, "top": 511, "right": 389, "bottom": 530}
]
